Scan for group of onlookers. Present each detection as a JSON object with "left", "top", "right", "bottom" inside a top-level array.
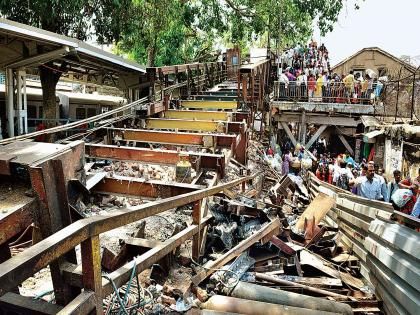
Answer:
[
  {"left": 277, "top": 41, "right": 384, "bottom": 104},
  {"left": 315, "top": 153, "right": 420, "bottom": 217}
]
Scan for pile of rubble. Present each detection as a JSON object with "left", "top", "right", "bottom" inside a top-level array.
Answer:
[{"left": 90, "top": 149, "right": 379, "bottom": 314}]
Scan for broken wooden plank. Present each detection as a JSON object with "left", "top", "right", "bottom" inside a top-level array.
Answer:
[
  {"left": 191, "top": 219, "right": 281, "bottom": 285},
  {"left": 300, "top": 250, "right": 364, "bottom": 289},
  {"left": 296, "top": 193, "right": 335, "bottom": 231}
]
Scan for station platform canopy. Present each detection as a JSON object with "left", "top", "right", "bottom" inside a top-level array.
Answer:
[{"left": 0, "top": 18, "right": 146, "bottom": 89}]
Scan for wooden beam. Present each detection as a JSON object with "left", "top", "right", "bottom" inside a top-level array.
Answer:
[
  {"left": 305, "top": 125, "right": 328, "bottom": 149},
  {"left": 280, "top": 122, "right": 297, "bottom": 146},
  {"left": 274, "top": 113, "right": 359, "bottom": 127},
  {"left": 336, "top": 128, "right": 354, "bottom": 155}
]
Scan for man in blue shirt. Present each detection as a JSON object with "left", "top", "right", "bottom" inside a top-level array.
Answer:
[{"left": 350, "top": 164, "right": 383, "bottom": 200}]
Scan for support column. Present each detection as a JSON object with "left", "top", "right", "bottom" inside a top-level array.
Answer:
[
  {"left": 300, "top": 110, "right": 307, "bottom": 145},
  {"left": 336, "top": 127, "right": 354, "bottom": 156},
  {"left": 5, "top": 68, "right": 14, "bottom": 138},
  {"left": 17, "top": 69, "right": 28, "bottom": 135},
  {"left": 280, "top": 121, "right": 297, "bottom": 146}
]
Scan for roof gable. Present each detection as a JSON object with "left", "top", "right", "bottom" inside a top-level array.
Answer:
[{"left": 332, "top": 47, "right": 417, "bottom": 73}]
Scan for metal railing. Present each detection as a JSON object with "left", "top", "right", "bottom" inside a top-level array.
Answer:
[
  {"left": 273, "top": 81, "right": 384, "bottom": 104},
  {"left": 0, "top": 174, "right": 254, "bottom": 313}
]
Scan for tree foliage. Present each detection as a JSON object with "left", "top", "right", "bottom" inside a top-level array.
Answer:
[
  {"left": 118, "top": 0, "right": 363, "bottom": 66},
  {"left": 0, "top": 0, "right": 130, "bottom": 122}
]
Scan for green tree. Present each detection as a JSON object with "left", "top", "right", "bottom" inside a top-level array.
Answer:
[{"left": 0, "top": 0, "right": 130, "bottom": 123}]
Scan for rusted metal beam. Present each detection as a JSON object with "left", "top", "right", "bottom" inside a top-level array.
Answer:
[
  {"left": 0, "top": 194, "right": 35, "bottom": 246},
  {"left": 191, "top": 218, "right": 281, "bottom": 285},
  {"left": 91, "top": 175, "right": 203, "bottom": 199},
  {"left": 0, "top": 175, "right": 253, "bottom": 296},
  {"left": 62, "top": 216, "right": 214, "bottom": 296},
  {"left": 80, "top": 236, "right": 102, "bottom": 314},
  {"left": 270, "top": 235, "right": 296, "bottom": 256},
  {"left": 85, "top": 143, "right": 226, "bottom": 176},
  {"left": 108, "top": 128, "right": 237, "bottom": 148},
  {"left": 0, "top": 292, "right": 63, "bottom": 314}
]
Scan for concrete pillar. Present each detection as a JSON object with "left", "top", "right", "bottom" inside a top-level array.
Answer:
[{"left": 5, "top": 68, "right": 14, "bottom": 137}]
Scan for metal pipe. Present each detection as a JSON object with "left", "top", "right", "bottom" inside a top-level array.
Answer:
[
  {"left": 201, "top": 295, "right": 337, "bottom": 315},
  {"left": 231, "top": 282, "right": 353, "bottom": 315},
  {"left": 6, "top": 68, "right": 14, "bottom": 137},
  {"left": 255, "top": 272, "right": 347, "bottom": 298}
]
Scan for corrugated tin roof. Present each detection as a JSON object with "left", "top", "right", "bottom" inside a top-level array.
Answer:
[{"left": 360, "top": 115, "right": 381, "bottom": 127}]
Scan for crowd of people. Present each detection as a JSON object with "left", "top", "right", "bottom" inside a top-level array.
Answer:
[
  {"left": 277, "top": 40, "right": 384, "bottom": 104},
  {"left": 266, "top": 144, "right": 420, "bottom": 218}
]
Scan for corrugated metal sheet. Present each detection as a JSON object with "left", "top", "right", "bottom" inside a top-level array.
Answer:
[{"left": 308, "top": 172, "right": 420, "bottom": 315}]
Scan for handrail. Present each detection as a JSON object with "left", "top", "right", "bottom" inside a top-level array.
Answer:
[
  {"left": 0, "top": 175, "right": 253, "bottom": 296},
  {"left": 273, "top": 81, "right": 383, "bottom": 104},
  {"left": 0, "top": 96, "right": 149, "bottom": 145}
]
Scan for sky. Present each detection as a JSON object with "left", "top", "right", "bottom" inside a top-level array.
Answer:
[{"left": 313, "top": 0, "right": 420, "bottom": 67}]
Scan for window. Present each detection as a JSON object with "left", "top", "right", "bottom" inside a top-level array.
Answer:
[
  {"left": 378, "top": 67, "right": 388, "bottom": 77},
  {"left": 39, "top": 106, "right": 43, "bottom": 118},
  {"left": 87, "top": 108, "right": 97, "bottom": 118},
  {"left": 76, "top": 107, "right": 86, "bottom": 119},
  {"left": 28, "top": 105, "right": 37, "bottom": 118}
]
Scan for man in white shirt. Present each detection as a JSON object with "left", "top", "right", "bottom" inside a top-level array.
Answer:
[{"left": 333, "top": 159, "right": 354, "bottom": 190}]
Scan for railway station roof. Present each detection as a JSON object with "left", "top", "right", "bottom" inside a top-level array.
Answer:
[{"left": 0, "top": 18, "right": 146, "bottom": 88}]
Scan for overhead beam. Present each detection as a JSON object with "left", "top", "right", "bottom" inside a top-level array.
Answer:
[
  {"left": 305, "top": 125, "right": 328, "bottom": 149},
  {"left": 200, "top": 91, "right": 237, "bottom": 96},
  {"left": 179, "top": 100, "right": 237, "bottom": 110},
  {"left": 271, "top": 101, "right": 375, "bottom": 115},
  {"left": 85, "top": 143, "right": 226, "bottom": 175},
  {"left": 280, "top": 122, "right": 297, "bottom": 146},
  {"left": 163, "top": 110, "right": 230, "bottom": 121},
  {"left": 145, "top": 118, "right": 245, "bottom": 133},
  {"left": 274, "top": 113, "right": 359, "bottom": 127},
  {"left": 190, "top": 95, "right": 238, "bottom": 102},
  {"left": 6, "top": 46, "right": 71, "bottom": 68},
  {"left": 108, "top": 128, "right": 236, "bottom": 148}
]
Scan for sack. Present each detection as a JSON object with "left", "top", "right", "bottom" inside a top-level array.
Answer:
[
  {"left": 336, "top": 173, "right": 349, "bottom": 190},
  {"left": 391, "top": 189, "right": 413, "bottom": 208}
]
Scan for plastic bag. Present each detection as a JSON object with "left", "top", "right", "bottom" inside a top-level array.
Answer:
[
  {"left": 391, "top": 189, "right": 413, "bottom": 208},
  {"left": 411, "top": 197, "right": 420, "bottom": 218}
]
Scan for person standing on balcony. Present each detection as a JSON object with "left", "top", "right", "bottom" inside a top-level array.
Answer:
[
  {"left": 343, "top": 70, "right": 355, "bottom": 102},
  {"left": 315, "top": 73, "right": 324, "bottom": 102},
  {"left": 308, "top": 73, "right": 316, "bottom": 101}
]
